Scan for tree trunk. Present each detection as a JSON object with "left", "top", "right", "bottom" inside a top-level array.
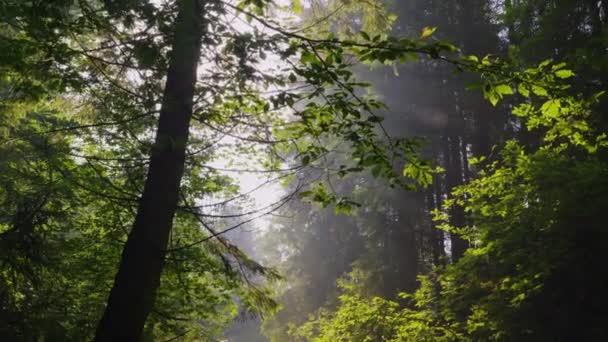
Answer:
[
  {"left": 392, "top": 200, "right": 420, "bottom": 294},
  {"left": 431, "top": 141, "right": 446, "bottom": 265},
  {"left": 444, "top": 135, "right": 468, "bottom": 262},
  {"left": 429, "top": 177, "right": 445, "bottom": 266},
  {"left": 95, "top": 0, "right": 203, "bottom": 340}
]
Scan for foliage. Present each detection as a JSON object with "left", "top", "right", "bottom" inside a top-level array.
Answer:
[
  {"left": 293, "top": 69, "right": 608, "bottom": 340},
  {"left": 290, "top": 273, "right": 465, "bottom": 342},
  {"left": 0, "top": 98, "right": 260, "bottom": 340},
  {"left": 290, "top": 0, "right": 397, "bottom": 39},
  {"left": 0, "top": 0, "right": 281, "bottom": 339},
  {"left": 279, "top": 2, "right": 608, "bottom": 338},
  {"left": 431, "top": 142, "right": 608, "bottom": 341},
  {"left": 2, "top": 0, "right": 607, "bottom": 340}
]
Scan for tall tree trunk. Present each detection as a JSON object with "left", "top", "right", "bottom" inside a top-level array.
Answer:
[
  {"left": 429, "top": 178, "right": 445, "bottom": 266},
  {"left": 444, "top": 135, "right": 468, "bottom": 261},
  {"left": 95, "top": 0, "right": 203, "bottom": 340},
  {"left": 427, "top": 140, "right": 445, "bottom": 266},
  {"left": 394, "top": 201, "right": 419, "bottom": 293}
]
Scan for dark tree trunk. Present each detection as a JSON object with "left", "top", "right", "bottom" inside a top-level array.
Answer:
[
  {"left": 95, "top": 1, "right": 204, "bottom": 340},
  {"left": 426, "top": 140, "right": 445, "bottom": 266},
  {"left": 444, "top": 135, "right": 468, "bottom": 262},
  {"left": 429, "top": 179, "right": 445, "bottom": 266},
  {"left": 396, "top": 207, "right": 419, "bottom": 293}
]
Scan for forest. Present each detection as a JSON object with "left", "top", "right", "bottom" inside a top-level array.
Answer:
[{"left": 0, "top": 0, "right": 607, "bottom": 341}]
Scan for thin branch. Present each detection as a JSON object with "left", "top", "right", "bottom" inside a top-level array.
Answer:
[
  {"left": 0, "top": 112, "right": 156, "bottom": 146},
  {"left": 168, "top": 181, "right": 303, "bottom": 252}
]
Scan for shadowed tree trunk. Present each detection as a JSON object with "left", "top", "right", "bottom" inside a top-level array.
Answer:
[
  {"left": 444, "top": 134, "right": 468, "bottom": 262},
  {"left": 396, "top": 213, "right": 419, "bottom": 293},
  {"left": 429, "top": 180, "right": 445, "bottom": 266},
  {"left": 95, "top": 0, "right": 204, "bottom": 340}
]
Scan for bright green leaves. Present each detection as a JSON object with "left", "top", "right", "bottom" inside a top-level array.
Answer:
[
  {"left": 291, "top": 272, "right": 466, "bottom": 342},
  {"left": 549, "top": 61, "right": 575, "bottom": 78},
  {"left": 465, "top": 55, "right": 479, "bottom": 63},
  {"left": 429, "top": 138, "right": 608, "bottom": 340},
  {"left": 517, "top": 83, "right": 530, "bottom": 97},
  {"left": 270, "top": 29, "right": 472, "bottom": 193},
  {"left": 425, "top": 47, "right": 607, "bottom": 337},
  {"left": 484, "top": 83, "right": 514, "bottom": 106},
  {"left": 511, "top": 89, "right": 606, "bottom": 151},
  {"left": 461, "top": 56, "right": 575, "bottom": 106},
  {"left": 463, "top": 55, "right": 605, "bottom": 151},
  {"left": 401, "top": 147, "right": 442, "bottom": 189},
  {"left": 531, "top": 84, "right": 548, "bottom": 97},
  {"left": 310, "top": 29, "right": 597, "bottom": 185},
  {"left": 554, "top": 69, "right": 574, "bottom": 79},
  {"left": 402, "top": 161, "right": 435, "bottom": 189},
  {"left": 264, "top": 37, "right": 443, "bottom": 193},
  {"left": 494, "top": 84, "right": 514, "bottom": 96},
  {"left": 540, "top": 99, "right": 561, "bottom": 118},
  {"left": 420, "top": 26, "right": 437, "bottom": 39}
]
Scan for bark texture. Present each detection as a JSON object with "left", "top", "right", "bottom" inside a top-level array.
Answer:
[{"left": 95, "top": 0, "right": 204, "bottom": 340}]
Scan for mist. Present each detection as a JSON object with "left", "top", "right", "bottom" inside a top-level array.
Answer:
[{"left": 222, "top": 1, "right": 510, "bottom": 340}]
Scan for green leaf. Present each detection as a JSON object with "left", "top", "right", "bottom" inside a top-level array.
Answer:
[
  {"left": 551, "top": 62, "right": 567, "bottom": 71},
  {"left": 531, "top": 85, "right": 548, "bottom": 97},
  {"left": 554, "top": 69, "right": 574, "bottom": 79},
  {"left": 538, "top": 58, "right": 553, "bottom": 68},
  {"left": 334, "top": 200, "right": 352, "bottom": 215},
  {"left": 518, "top": 84, "right": 530, "bottom": 98},
  {"left": 483, "top": 85, "right": 500, "bottom": 106},
  {"left": 300, "top": 50, "right": 316, "bottom": 64},
  {"left": 420, "top": 26, "right": 437, "bottom": 39},
  {"left": 487, "top": 94, "right": 499, "bottom": 106},
  {"left": 467, "top": 55, "right": 479, "bottom": 63},
  {"left": 495, "top": 84, "right": 514, "bottom": 96},
  {"left": 292, "top": 0, "right": 303, "bottom": 14},
  {"left": 540, "top": 99, "right": 560, "bottom": 117}
]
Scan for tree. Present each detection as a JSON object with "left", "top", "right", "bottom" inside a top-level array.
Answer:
[
  {"left": 95, "top": 0, "right": 205, "bottom": 339},
  {"left": 1, "top": 0, "right": 274, "bottom": 339}
]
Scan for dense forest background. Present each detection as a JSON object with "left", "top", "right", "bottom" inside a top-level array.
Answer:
[
  {"left": 253, "top": 1, "right": 608, "bottom": 341},
  {"left": 0, "top": 0, "right": 606, "bottom": 341}
]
